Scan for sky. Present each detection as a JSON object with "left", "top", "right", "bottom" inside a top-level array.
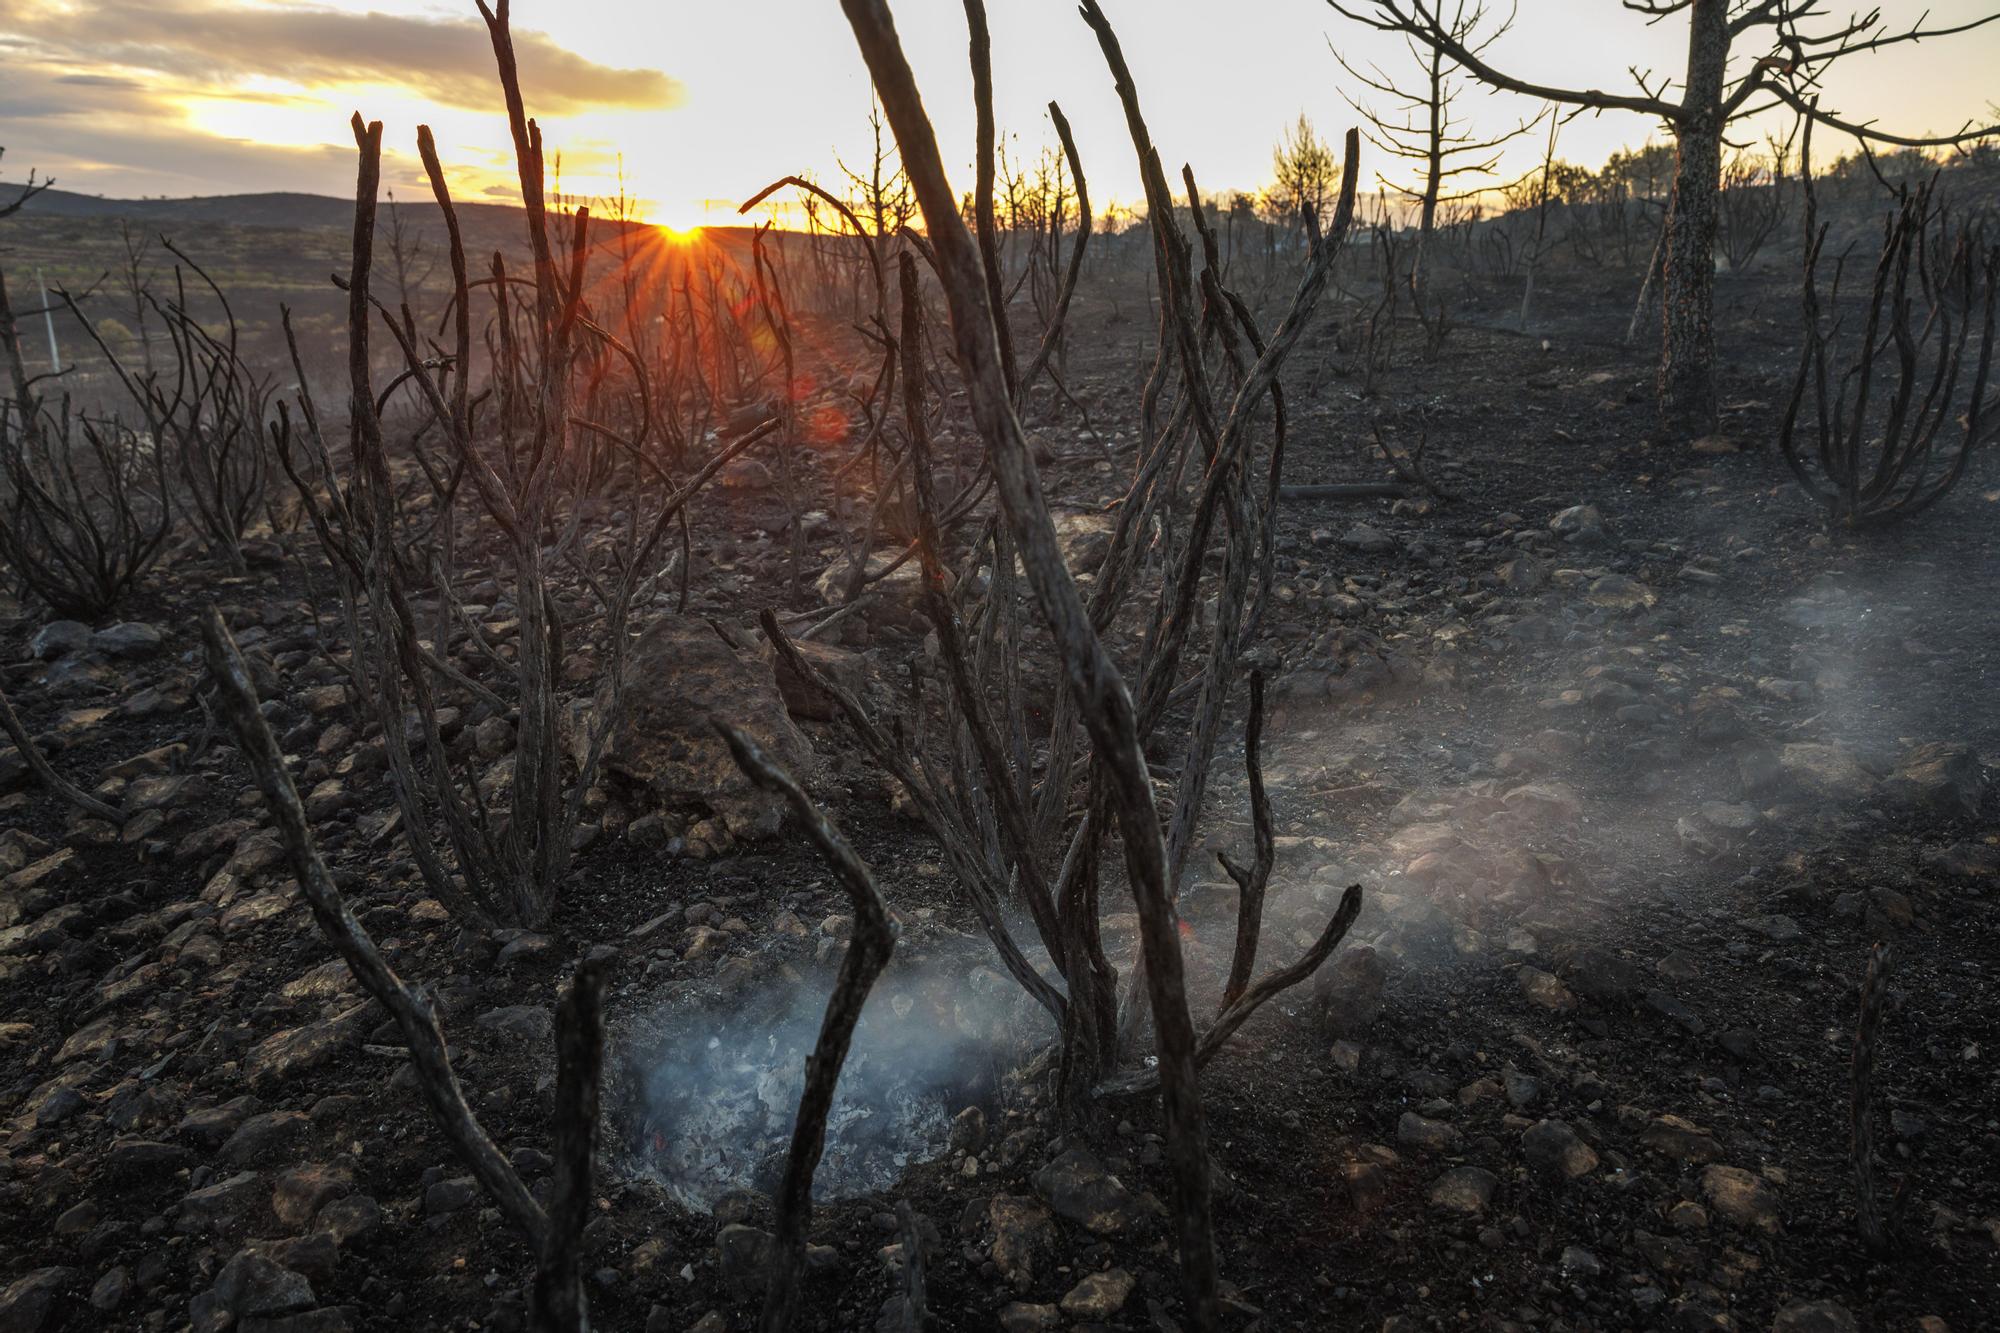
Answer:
[{"left": 3, "top": 0, "right": 1997, "bottom": 229}]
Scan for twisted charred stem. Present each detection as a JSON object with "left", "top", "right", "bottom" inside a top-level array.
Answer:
[
  {"left": 715, "top": 722, "right": 898, "bottom": 1333},
  {"left": 199, "top": 608, "right": 557, "bottom": 1278},
  {"left": 838, "top": 1, "right": 1219, "bottom": 1323},
  {"left": 1217, "top": 672, "right": 1274, "bottom": 1010}
]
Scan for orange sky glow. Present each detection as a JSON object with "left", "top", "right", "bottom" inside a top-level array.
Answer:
[{"left": 4, "top": 0, "right": 1997, "bottom": 228}]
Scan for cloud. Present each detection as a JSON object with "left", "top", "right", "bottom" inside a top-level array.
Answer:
[{"left": 0, "top": 0, "right": 683, "bottom": 115}]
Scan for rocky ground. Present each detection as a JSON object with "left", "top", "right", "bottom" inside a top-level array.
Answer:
[{"left": 1, "top": 266, "right": 1996, "bottom": 1332}]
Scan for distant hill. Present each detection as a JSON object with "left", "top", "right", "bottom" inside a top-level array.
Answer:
[
  {"left": 5, "top": 187, "right": 357, "bottom": 229},
  {"left": 2, "top": 185, "right": 564, "bottom": 235}
]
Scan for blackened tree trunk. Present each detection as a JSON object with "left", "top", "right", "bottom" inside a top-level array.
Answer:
[{"left": 1659, "top": 0, "right": 1727, "bottom": 434}]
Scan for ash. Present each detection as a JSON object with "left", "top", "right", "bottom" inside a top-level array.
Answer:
[{"left": 625, "top": 959, "right": 1017, "bottom": 1212}]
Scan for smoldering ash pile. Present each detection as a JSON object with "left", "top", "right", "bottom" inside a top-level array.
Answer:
[{"left": 617, "top": 949, "right": 1040, "bottom": 1211}]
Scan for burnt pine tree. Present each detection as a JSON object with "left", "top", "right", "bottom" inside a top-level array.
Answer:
[
  {"left": 1331, "top": 0, "right": 2000, "bottom": 435},
  {"left": 1332, "top": 0, "right": 1543, "bottom": 315}
]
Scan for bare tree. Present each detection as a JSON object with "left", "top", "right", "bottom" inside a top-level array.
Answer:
[
  {"left": 825, "top": 4, "right": 1371, "bottom": 1327},
  {"left": 1332, "top": 0, "right": 1540, "bottom": 313},
  {"left": 1331, "top": 0, "right": 2000, "bottom": 434}
]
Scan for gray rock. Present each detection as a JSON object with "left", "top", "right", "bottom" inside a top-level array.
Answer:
[
  {"left": 1771, "top": 1301, "right": 1858, "bottom": 1333},
  {"left": 0, "top": 1267, "right": 71, "bottom": 1332},
  {"left": 1427, "top": 1166, "right": 1498, "bottom": 1215},
  {"left": 1779, "top": 743, "right": 1874, "bottom": 801},
  {"left": 424, "top": 1177, "right": 479, "bottom": 1215},
  {"left": 87, "top": 1267, "right": 129, "bottom": 1314},
  {"left": 474, "top": 1005, "right": 554, "bottom": 1048},
  {"left": 997, "top": 1303, "right": 1060, "bottom": 1333},
  {"left": 1549, "top": 504, "right": 1608, "bottom": 545},
  {"left": 208, "top": 1251, "right": 314, "bottom": 1319},
  {"left": 91, "top": 622, "right": 166, "bottom": 659},
  {"left": 1884, "top": 742, "right": 1987, "bottom": 821},
  {"left": 244, "top": 1003, "right": 372, "bottom": 1091},
  {"left": 222, "top": 1110, "right": 311, "bottom": 1166},
  {"left": 987, "top": 1195, "right": 1057, "bottom": 1287},
  {"left": 716, "top": 1223, "right": 777, "bottom": 1300},
  {"left": 604, "top": 619, "right": 815, "bottom": 838},
  {"left": 1520, "top": 1119, "right": 1599, "bottom": 1181},
  {"left": 1397, "top": 1112, "right": 1461, "bottom": 1153},
  {"left": 29, "top": 622, "right": 91, "bottom": 660},
  {"left": 178, "top": 1170, "right": 265, "bottom": 1236},
  {"left": 1031, "top": 1147, "right": 1151, "bottom": 1235},
  {"left": 1059, "top": 1268, "right": 1136, "bottom": 1319},
  {"left": 1342, "top": 524, "right": 1396, "bottom": 554}
]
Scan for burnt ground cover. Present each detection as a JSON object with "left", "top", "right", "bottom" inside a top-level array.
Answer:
[{"left": 0, "top": 258, "right": 1996, "bottom": 1333}]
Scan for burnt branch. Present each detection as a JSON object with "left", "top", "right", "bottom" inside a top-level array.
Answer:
[
  {"left": 201, "top": 607, "right": 612, "bottom": 1330},
  {"left": 1217, "top": 672, "right": 1275, "bottom": 1011},
  {"left": 1852, "top": 941, "right": 1896, "bottom": 1255},
  {"left": 0, "top": 675, "right": 123, "bottom": 822},
  {"left": 715, "top": 722, "right": 898, "bottom": 1333}
]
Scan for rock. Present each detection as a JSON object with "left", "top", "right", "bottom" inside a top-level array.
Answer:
[
  {"left": 1772, "top": 1300, "right": 1858, "bottom": 1333},
  {"left": 997, "top": 1303, "right": 1061, "bottom": 1332},
  {"left": 948, "top": 1105, "right": 987, "bottom": 1154},
  {"left": 495, "top": 931, "right": 555, "bottom": 967},
  {"left": 29, "top": 622, "right": 91, "bottom": 660},
  {"left": 1342, "top": 524, "right": 1396, "bottom": 554},
  {"left": 769, "top": 639, "right": 869, "bottom": 722},
  {"left": 178, "top": 1170, "right": 265, "bottom": 1236},
  {"left": 206, "top": 1251, "right": 314, "bottom": 1320},
  {"left": 1032, "top": 1148, "right": 1151, "bottom": 1235},
  {"left": 88, "top": 1267, "right": 129, "bottom": 1313},
  {"left": 1779, "top": 744, "right": 1874, "bottom": 801},
  {"left": 1316, "top": 945, "right": 1387, "bottom": 1038},
  {"left": 424, "top": 1177, "right": 479, "bottom": 1215},
  {"left": 987, "top": 1195, "right": 1057, "bottom": 1286},
  {"left": 2, "top": 849, "right": 81, "bottom": 905},
  {"left": 1549, "top": 504, "right": 1608, "bottom": 545},
  {"left": 1059, "top": 1268, "right": 1135, "bottom": 1319},
  {"left": 1642, "top": 1115, "right": 1722, "bottom": 1163},
  {"left": 1427, "top": 1167, "right": 1498, "bottom": 1216},
  {"left": 1646, "top": 989, "right": 1707, "bottom": 1035},
  {"left": 1560, "top": 946, "right": 1645, "bottom": 1004},
  {"left": 0, "top": 1267, "right": 70, "bottom": 1332},
  {"left": 91, "top": 622, "right": 166, "bottom": 659},
  {"left": 1884, "top": 743, "right": 1986, "bottom": 821},
  {"left": 179, "top": 1096, "right": 259, "bottom": 1149},
  {"left": 604, "top": 620, "right": 814, "bottom": 837},
  {"left": 472, "top": 716, "right": 514, "bottom": 761},
  {"left": 312, "top": 1194, "right": 381, "bottom": 1247},
  {"left": 716, "top": 1224, "right": 777, "bottom": 1300},
  {"left": 1518, "top": 965, "right": 1575, "bottom": 1012},
  {"left": 245, "top": 1003, "right": 372, "bottom": 1091},
  {"left": 1520, "top": 1119, "right": 1598, "bottom": 1181},
  {"left": 1585, "top": 574, "right": 1656, "bottom": 612},
  {"left": 1700, "top": 1165, "right": 1780, "bottom": 1234},
  {"left": 104, "top": 1136, "right": 193, "bottom": 1178},
  {"left": 1397, "top": 1112, "right": 1461, "bottom": 1153},
  {"left": 222, "top": 1111, "right": 311, "bottom": 1166},
  {"left": 1739, "top": 914, "right": 1802, "bottom": 943},
  {"left": 273, "top": 1165, "right": 353, "bottom": 1230},
  {"left": 474, "top": 1005, "right": 554, "bottom": 1048}
]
